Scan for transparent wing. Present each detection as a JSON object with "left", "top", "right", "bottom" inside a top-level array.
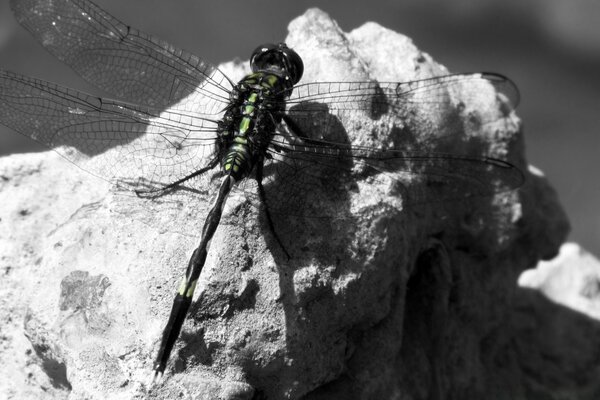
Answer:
[
  {"left": 0, "top": 69, "right": 220, "bottom": 191},
  {"left": 285, "top": 72, "right": 519, "bottom": 113},
  {"left": 258, "top": 72, "right": 523, "bottom": 217},
  {"left": 260, "top": 134, "right": 524, "bottom": 218},
  {"left": 10, "top": 0, "right": 233, "bottom": 113}
]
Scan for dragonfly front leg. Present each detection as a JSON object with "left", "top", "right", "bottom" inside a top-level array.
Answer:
[{"left": 152, "top": 175, "right": 235, "bottom": 380}]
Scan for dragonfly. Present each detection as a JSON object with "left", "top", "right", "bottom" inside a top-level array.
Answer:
[{"left": 1, "top": 0, "right": 523, "bottom": 381}]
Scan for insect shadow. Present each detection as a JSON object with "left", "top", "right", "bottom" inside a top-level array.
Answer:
[{"left": 262, "top": 101, "right": 358, "bottom": 263}]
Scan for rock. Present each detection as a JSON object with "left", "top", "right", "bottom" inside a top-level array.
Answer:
[
  {"left": 511, "top": 243, "right": 600, "bottom": 399},
  {"left": 0, "top": 6, "right": 582, "bottom": 400},
  {"left": 519, "top": 242, "right": 600, "bottom": 314}
]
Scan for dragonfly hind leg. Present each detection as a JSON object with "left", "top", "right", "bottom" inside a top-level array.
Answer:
[{"left": 135, "top": 158, "right": 220, "bottom": 199}]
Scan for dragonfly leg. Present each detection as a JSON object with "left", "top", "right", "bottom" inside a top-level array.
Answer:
[
  {"left": 255, "top": 161, "right": 291, "bottom": 259},
  {"left": 152, "top": 175, "right": 234, "bottom": 380},
  {"left": 137, "top": 157, "right": 220, "bottom": 198}
]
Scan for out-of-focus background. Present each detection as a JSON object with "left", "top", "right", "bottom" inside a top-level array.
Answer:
[{"left": 1, "top": 0, "right": 598, "bottom": 255}]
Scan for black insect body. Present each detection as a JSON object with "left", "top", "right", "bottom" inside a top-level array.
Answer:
[
  {"left": 0, "top": 0, "right": 524, "bottom": 381},
  {"left": 151, "top": 45, "right": 304, "bottom": 376}
]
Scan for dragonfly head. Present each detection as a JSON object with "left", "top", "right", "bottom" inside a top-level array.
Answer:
[{"left": 250, "top": 43, "right": 304, "bottom": 85}]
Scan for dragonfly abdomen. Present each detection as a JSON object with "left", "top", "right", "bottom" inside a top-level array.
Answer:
[{"left": 222, "top": 136, "right": 253, "bottom": 180}]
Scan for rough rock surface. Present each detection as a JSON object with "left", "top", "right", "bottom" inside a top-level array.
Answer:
[{"left": 0, "top": 7, "right": 593, "bottom": 400}]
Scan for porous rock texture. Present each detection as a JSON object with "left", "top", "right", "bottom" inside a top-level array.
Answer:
[{"left": 0, "top": 7, "right": 595, "bottom": 400}]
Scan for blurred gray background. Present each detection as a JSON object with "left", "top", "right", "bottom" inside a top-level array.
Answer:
[{"left": 1, "top": 0, "right": 598, "bottom": 256}]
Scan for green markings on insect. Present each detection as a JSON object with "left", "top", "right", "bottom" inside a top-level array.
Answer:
[
  {"left": 234, "top": 136, "right": 248, "bottom": 145},
  {"left": 177, "top": 277, "right": 197, "bottom": 298},
  {"left": 223, "top": 142, "right": 251, "bottom": 175},
  {"left": 239, "top": 92, "right": 258, "bottom": 134},
  {"left": 261, "top": 74, "right": 279, "bottom": 89},
  {"left": 244, "top": 93, "right": 257, "bottom": 115},
  {"left": 239, "top": 118, "right": 250, "bottom": 133},
  {"left": 221, "top": 89, "right": 260, "bottom": 178}
]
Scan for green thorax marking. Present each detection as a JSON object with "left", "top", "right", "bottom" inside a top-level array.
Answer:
[
  {"left": 237, "top": 72, "right": 280, "bottom": 135},
  {"left": 238, "top": 91, "right": 258, "bottom": 135},
  {"left": 222, "top": 72, "right": 282, "bottom": 180},
  {"left": 242, "top": 72, "right": 280, "bottom": 91}
]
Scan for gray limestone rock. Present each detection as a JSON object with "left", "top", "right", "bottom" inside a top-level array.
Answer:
[{"left": 0, "top": 6, "right": 589, "bottom": 400}]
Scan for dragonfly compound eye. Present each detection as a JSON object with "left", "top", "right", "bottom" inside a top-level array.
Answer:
[{"left": 250, "top": 43, "right": 304, "bottom": 84}]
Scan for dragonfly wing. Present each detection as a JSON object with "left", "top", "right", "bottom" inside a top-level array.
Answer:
[
  {"left": 10, "top": 0, "right": 232, "bottom": 113},
  {"left": 390, "top": 72, "right": 520, "bottom": 109},
  {"left": 283, "top": 74, "right": 520, "bottom": 170},
  {"left": 264, "top": 133, "right": 523, "bottom": 218},
  {"left": 286, "top": 72, "right": 519, "bottom": 113},
  {"left": 0, "top": 70, "right": 220, "bottom": 192},
  {"left": 270, "top": 72, "right": 523, "bottom": 215}
]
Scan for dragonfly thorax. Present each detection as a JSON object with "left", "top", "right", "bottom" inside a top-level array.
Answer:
[{"left": 218, "top": 72, "right": 290, "bottom": 181}]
